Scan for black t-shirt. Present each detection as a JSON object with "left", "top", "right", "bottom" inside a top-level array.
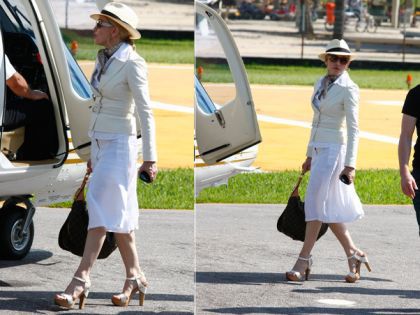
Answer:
[{"left": 402, "top": 84, "right": 420, "bottom": 169}]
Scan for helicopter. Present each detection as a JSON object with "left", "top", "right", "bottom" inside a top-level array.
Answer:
[
  {"left": 0, "top": 0, "right": 144, "bottom": 259},
  {"left": 195, "top": 0, "right": 262, "bottom": 195}
]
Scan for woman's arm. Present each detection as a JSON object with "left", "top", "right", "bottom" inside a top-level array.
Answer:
[
  {"left": 127, "top": 58, "right": 157, "bottom": 163},
  {"left": 343, "top": 85, "right": 360, "bottom": 169},
  {"left": 338, "top": 85, "right": 360, "bottom": 184}
]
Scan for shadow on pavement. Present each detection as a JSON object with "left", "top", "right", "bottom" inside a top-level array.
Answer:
[
  {"left": 63, "top": 312, "right": 194, "bottom": 315},
  {"left": 196, "top": 272, "right": 284, "bottom": 284},
  {"left": 293, "top": 286, "right": 420, "bottom": 299},
  {"left": 117, "top": 312, "right": 193, "bottom": 315},
  {"left": 0, "top": 290, "right": 193, "bottom": 314},
  {"left": 0, "top": 250, "right": 53, "bottom": 269},
  {"left": 196, "top": 272, "right": 391, "bottom": 285},
  {"left": 202, "top": 307, "right": 420, "bottom": 314},
  {"left": 295, "top": 274, "right": 392, "bottom": 283}
]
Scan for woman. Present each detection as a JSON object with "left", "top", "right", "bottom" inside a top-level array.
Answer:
[
  {"left": 54, "top": 2, "right": 157, "bottom": 308},
  {"left": 286, "top": 39, "right": 371, "bottom": 283}
]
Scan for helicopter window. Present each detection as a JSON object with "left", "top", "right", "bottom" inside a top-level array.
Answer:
[
  {"left": 195, "top": 11, "right": 236, "bottom": 107},
  {"left": 195, "top": 75, "right": 216, "bottom": 114},
  {"left": 64, "top": 48, "right": 92, "bottom": 100}
]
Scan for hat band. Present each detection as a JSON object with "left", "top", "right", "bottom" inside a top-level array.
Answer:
[
  {"left": 326, "top": 47, "right": 351, "bottom": 54},
  {"left": 101, "top": 9, "right": 131, "bottom": 27}
]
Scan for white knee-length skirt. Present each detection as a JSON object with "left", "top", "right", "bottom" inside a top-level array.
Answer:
[
  {"left": 304, "top": 143, "right": 364, "bottom": 223},
  {"left": 87, "top": 132, "right": 139, "bottom": 233}
]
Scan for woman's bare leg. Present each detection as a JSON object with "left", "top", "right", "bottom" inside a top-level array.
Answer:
[
  {"left": 328, "top": 223, "right": 361, "bottom": 272},
  {"left": 290, "top": 221, "right": 323, "bottom": 273},
  {"left": 114, "top": 231, "right": 145, "bottom": 296},
  {"left": 57, "top": 227, "right": 106, "bottom": 298}
]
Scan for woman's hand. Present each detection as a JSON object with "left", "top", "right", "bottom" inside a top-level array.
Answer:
[
  {"left": 339, "top": 166, "right": 355, "bottom": 184},
  {"left": 302, "top": 157, "right": 312, "bottom": 174},
  {"left": 139, "top": 161, "right": 158, "bottom": 182}
]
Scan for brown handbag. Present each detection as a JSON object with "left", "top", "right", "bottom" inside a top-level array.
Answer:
[
  {"left": 58, "top": 171, "right": 117, "bottom": 259},
  {"left": 277, "top": 172, "right": 328, "bottom": 241}
]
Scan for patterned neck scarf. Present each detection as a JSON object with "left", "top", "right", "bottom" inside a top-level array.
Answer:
[
  {"left": 320, "top": 75, "right": 337, "bottom": 99},
  {"left": 312, "top": 74, "right": 341, "bottom": 109},
  {"left": 97, "top": 42, "right": 124, "bottom": 76},
  {"left": 91, "top": 42, "right": 124, "bottom": 88}
]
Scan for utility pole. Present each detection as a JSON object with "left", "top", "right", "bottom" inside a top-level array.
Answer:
[
  {"left": 65, "top": 0, "right": 69, "bottom": 29},
  {"left": 391, "top": 0, "right": 400, "bottom": 27}
]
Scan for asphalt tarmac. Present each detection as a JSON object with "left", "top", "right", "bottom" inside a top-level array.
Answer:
[
  {"left": 0, "top": 207, "right": 194, "bottom": 314},
  {"left": 196, "top": 204, "right": 420, "bottom": 314}
]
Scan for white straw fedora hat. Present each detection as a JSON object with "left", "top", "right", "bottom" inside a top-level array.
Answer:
[
  {"left": 318, "top": 39, "right": 356, "bottom": 61},
  {"left": 90, "top": 2, "right": 141, "bottom": 39}
]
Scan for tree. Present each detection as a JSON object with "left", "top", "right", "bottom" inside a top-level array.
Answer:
[{"left": 333, "top": 0, "right": 345, "bottom": 39}]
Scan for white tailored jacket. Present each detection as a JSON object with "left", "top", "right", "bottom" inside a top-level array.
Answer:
[
  {"left": 89, "top": 45, "right": 157, "bottom": 162},
  {"left": 306, "top": 71, "right": 360, "bottom": 168}
]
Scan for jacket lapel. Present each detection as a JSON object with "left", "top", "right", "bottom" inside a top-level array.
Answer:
[
  {"left": 311, "top": 77, "right": 323, "bottom": 112},
  {"left": 319, "top": 71, "right": 350, "bottom": 109},
  {"left": 98, "top": 59, "right": 127, "bottom": 90},
  {"left": 321, "top": 84, "right": 341, "bottom": 109}
]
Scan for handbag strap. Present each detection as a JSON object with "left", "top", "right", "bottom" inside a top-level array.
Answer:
[
  {"left": 290, "top": 171, "right": 306, "bottom": 198},
  {"left": 74, "top": 170, "right": 91, "bottom": 201}
]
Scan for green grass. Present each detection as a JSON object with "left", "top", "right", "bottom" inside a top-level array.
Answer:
[
  {"left": 137, "top": 168, "right": 194, "bottom": 209},
  {"left": 61, "top": 29, "right": 194, "bottom": 64},
  {"left": 197, "top": 63, "right": 418, "bottom": 90},
  {"left": 50, "top": 168, "right": 194, "bottom": 210},
  {"left": 196, "top": 169, "right": 410, "bottom": 205}
]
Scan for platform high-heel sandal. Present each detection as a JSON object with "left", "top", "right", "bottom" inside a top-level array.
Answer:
[
  {"left": 112, "top": 272, "right": 148, "bottom": 307},
  {"left": 286, "top": 255, "right": 313, "bottom": 281},
  {"left": 54, "top": 276, "right": 91, "bottom": 309},
  {"left": 345, "top": 252, "right": 371, "bottom": 283}
]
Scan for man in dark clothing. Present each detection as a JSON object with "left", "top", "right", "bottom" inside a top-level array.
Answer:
[
  {"left": 398, "top": 85, "right": 420, "bottom": 235},
  {"left": 3, "top": 54, "right": 58, "bottom": 160}
]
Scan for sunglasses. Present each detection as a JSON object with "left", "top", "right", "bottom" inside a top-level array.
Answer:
[
  {"left": 327, "top": 55, "right": 350, "bottom": 65},
  {"left": 95, "top": 19, "right": 114, "bottom": 28}
]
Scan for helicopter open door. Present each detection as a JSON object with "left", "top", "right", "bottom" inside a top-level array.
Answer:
[
  {"left": 24, "top": 0, "right": 93, "bottom": 161},
  {"left": 195, "top": 1, "right": 261, "bottom": 165},
  {"left": 0, "top": 33, "right": 5, "bottom": 139}
]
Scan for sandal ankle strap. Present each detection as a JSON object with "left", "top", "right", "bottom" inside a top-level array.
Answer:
[
  {"left": 298, "top": 255, "right": 312, "bottom": 261},
  {"left": 347, "top": 253, "right": 360, "bottom": 260},
  {"left": 73, "top": 276, "right": 87, "bottom": 283},
  {"left": 73, "top": 276, "right": 91, "bottom": 287},
  {"left": 127, "top": 270, "right": 146, "bottom": 280},
  {"left": 298, "top": 255, "right": 313, "bottom": 267},
  {"left": 127, "top": 272, "right": 148, "bottom": 293}
]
